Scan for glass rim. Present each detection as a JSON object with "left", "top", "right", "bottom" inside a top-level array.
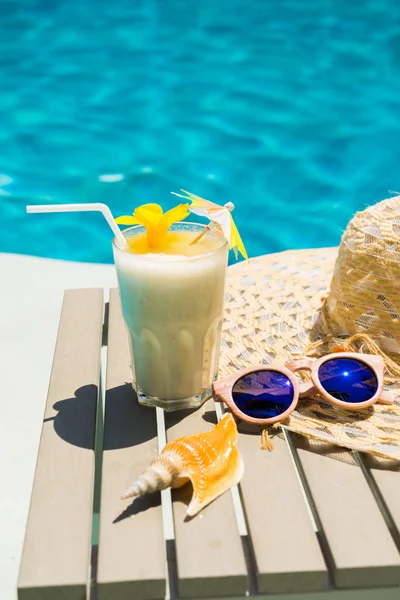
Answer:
[{"left": 112, "top": 221, "right": 229, "bottom": 262}]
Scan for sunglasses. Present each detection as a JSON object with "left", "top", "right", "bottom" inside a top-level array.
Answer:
[{"left": 212, "top": 353, "right": 394, "bottom": 426}]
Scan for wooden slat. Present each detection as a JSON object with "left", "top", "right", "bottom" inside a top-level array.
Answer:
[
  {"left": 166, "top": 402, "right": 248, "bottom": 598},
  {"left": 18, "top": 288, "right": 103, "bottom": 600},
  {"left": 202, "top": 586, "right": 400, "bottom": 600},
  {"left": 361, "top": 454, "right": 400, "bottom": 548},
  {"left": 237, "top": 427, "right": 328, "bottom": 594},
  {"left": 97, "top": 288, "right": 165, "bottom": 600},
  {"left": 291, "top": 434, "right": 400, "bottom": 588}
]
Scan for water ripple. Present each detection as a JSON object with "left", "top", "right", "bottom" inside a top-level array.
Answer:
[{"left": 1, "top": 0, "right": 400, "bottom": 262}]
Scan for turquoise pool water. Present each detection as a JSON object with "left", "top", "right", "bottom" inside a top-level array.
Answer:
[{"left": 2, "top": 0, "right": 400, "bottom": 263}]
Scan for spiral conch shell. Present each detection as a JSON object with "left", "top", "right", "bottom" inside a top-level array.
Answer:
[{"left": 122, "top": 413, "right": 243, "bottom": 517}]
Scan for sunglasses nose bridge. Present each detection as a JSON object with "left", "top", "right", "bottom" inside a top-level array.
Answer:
[{"left": 286, "top": 358, "right": 314, "bottom": 372}]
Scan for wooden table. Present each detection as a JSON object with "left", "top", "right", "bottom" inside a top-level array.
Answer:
[{"left": 17, "top": 288, "right": 400, "bottom": 600}]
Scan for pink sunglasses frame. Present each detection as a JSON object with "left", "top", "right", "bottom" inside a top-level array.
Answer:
[{"left": 212, "top": 352, "right": 394, "bottom": 426}]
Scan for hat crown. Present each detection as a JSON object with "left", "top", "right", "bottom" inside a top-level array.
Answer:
[{"left": 322, "top": 195, "right": 400, "bottom": 353}]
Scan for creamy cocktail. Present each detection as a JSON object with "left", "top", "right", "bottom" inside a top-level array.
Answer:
[
  {"left": 113, "top": 223, "right": 229, "bottom": 410},
  {"left": 26, "top": 192, "right": 246, "bottom": 411}
]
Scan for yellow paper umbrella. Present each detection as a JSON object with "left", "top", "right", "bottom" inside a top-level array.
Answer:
[{"left": 172, "top": 190, "right": 248, "bottom": 260}]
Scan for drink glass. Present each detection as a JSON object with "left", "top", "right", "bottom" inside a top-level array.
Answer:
[{"left": 112, "top": 222, "right": 229, "bottom": 411}]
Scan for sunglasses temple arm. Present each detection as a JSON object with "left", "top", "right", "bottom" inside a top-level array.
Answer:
[{"left": 378, "top": 389, "right": 395, "bottom": 405}]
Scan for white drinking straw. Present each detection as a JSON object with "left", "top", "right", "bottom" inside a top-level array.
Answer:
[{"left": 26, "top": 202, "right": 128, "bottom": 248}]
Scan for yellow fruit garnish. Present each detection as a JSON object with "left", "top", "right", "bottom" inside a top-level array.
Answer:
[{"left": 116, "top": 202, "right": 189, "bottom": 248}]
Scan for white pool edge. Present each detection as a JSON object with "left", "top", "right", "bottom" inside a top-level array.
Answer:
[{"left": 0, "top": 253, "right": 117, "bottom": 600}]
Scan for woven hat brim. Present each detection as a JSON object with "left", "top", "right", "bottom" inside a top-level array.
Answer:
[{"left": 220, "top": 247, "right": 400, "bottom": 461}]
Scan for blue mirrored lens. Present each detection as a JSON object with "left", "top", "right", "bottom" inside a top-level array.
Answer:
[
  {"left": 232, "top": 370, "right": 295, "bottom": 419},
  {"left": 318, "top": 358, "right": 378, "bottom": 403}
]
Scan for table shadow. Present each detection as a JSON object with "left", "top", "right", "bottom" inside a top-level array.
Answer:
[
  {"left": 103, "top": 382, "right": 156, "bottom": 450},
  {"left": 49, "top": 384, "right": 98, "bottom": 450},
  {"left": 114, "top": 492, "right": 162, "bottom": 523},
  {"left": 51, "top": 382, "right": 189, "bottom": 450}
]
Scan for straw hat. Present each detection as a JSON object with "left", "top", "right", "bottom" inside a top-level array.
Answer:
[{"left": 219, "top": 195, "right": 400, "bottom": 460}]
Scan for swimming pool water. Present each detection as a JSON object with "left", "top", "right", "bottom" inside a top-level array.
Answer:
[{"left": 2, "top": 0, "right": 400, "bottom": 263}]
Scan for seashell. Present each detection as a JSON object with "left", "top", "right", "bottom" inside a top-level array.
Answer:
[{"left": 122, "top": 412, "right": 244, "bottom": 516}]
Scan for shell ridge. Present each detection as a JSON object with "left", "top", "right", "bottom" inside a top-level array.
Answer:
[
  {"left": 122, "top": 413, "right": 244, "bottom": 516},
  {"left": 186, "top": 447, "right": 245, "bottom": 517}
]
